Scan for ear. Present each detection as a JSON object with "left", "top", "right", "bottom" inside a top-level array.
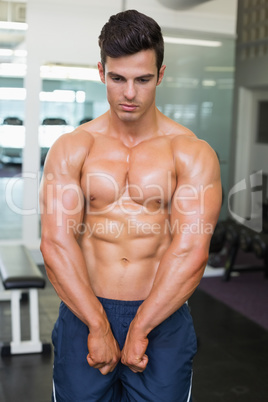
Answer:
[
  {"left": 156, "top": 65, "right": 166, "bottom": 86},
  {"left": 98, "top": 62, "right": 105, "bottom": 84}
]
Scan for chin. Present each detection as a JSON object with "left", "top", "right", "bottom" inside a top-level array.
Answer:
[{"left": 118, "top": 112, "right": 140, "bottom": 122}]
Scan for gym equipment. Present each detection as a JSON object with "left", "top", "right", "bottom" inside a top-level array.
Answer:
[
  {"left": 222, "top": 220, "right": 242, "bottom": 281},
  {"left": 251, "top": 233, "right": 268, "bottom": 278},
  {"left": 0, "top": 245, "right": 51, "bottom": 356},
  {"left": 239, "top": 227, "right": 255, "bottom": 253},
  {"left": 209, "top": 221, "right": 226, "bottom": 254},
  {"left": 222, "top": 220, "right": 268, "bottom": 281}
]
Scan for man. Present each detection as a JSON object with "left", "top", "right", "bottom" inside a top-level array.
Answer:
[{"left": 40, "top": 9, "right": 222, "bottom": 402}]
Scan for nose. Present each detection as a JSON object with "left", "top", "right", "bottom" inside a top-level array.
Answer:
[{"left": 124, "top": 81, "right": 136, "bottom": 100}]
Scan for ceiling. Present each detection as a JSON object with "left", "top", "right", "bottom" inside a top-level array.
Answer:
[{"left": 0, "top": 0, "right": 238, "bottom": 64}]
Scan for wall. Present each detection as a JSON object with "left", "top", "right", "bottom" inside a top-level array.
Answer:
[{"left": 230, "top": 0, "right": 268, "bottom": 221}]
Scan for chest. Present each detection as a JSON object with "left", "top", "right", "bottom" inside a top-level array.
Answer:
[{"left": 80, "top": 136, "right": 176, "bottom": 209}]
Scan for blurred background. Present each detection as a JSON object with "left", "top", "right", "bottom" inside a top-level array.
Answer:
[
  {"left": 0, "top": 0, "right": 239, "bottom": 242},
  {"left": 0, "top": 1, "right": 268, "bottom": 401}
]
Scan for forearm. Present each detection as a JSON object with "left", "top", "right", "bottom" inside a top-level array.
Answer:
[
  {"left": 133, "top": 247, "right": 208, "bottom": 335},
  {"left": 41, "top": 236, "right": 108, "bottom": 333}
]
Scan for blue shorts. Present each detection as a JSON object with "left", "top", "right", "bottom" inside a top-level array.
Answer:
[{"left": 52, "top": 297, "right": 197, "bottom": 402}]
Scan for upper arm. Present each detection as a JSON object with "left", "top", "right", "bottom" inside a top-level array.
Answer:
[
  {"left": 170, "top": 137, "right": 222, "bottom": 259},
  {"left": 39, "top": 133, "right": 88, "bottom": 244}
]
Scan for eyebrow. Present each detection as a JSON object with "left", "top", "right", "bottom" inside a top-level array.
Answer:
[{"left": 107, "top": 72, "right": 155, "bottom": 79}]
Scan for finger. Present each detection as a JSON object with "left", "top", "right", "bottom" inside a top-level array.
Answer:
[
  {"left": 87, "top": 355, "right": 118, "bottom": 374},
  {"left": 128, "top": 365, "right": 145, "bottom": 373},
  {"left": 87, "top": 355, "right": 105, "bottom": 369},
  {"left": 127, "top": 354, "right": 149, "bottom": 373},
  {"left": 87, "top": 355, "right": 96, "bottom": 367},
  {"left": 141, "top": 354, "right": 149, "bottom": 367},
  {"left": 129, "top": 367, "right": 140, "bottom": 373},
  {"left": 135, "top": 354, "right": 148, "bottom": 368},
  {"left": 99, "top": 364, "right": 114, "bottom": 375}
]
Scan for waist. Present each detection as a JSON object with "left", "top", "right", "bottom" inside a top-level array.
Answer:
[
  {"left": 96, "top": 297, "right": 189, "bottom": 321},
  {"left": 97, "top": 296, "right": 144, "bottom": 315}
]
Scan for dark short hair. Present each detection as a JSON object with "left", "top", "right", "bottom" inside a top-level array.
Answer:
[{"left": 98, "top": 10, "right": 164, "bottom": 74}]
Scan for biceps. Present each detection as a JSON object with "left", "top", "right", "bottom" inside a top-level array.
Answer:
[
  {"left": 40, "top": 182, "right": 85, "bottom": 236},
  {"left": 170, "top": 181, "right": 222, "bottom": 238}
]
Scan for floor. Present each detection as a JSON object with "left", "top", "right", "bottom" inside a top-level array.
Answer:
[{"left": 0, "top": 266, "right": 267, "bottom": 402}]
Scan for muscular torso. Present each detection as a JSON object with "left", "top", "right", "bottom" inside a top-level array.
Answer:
[{"left": 76, "top": 123, "right": 186, "bottom": 300}]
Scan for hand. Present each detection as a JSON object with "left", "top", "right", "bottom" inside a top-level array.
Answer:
[
  {"left": 87, "top": 327, "right": 121, "bottom": 375},
  {"left": 121, "top": 321, "right": 149, "bottom": 373}
]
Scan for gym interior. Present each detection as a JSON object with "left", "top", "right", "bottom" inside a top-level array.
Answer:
[{"left": 0, "top": 0, "right": 267, "bottom": 401}]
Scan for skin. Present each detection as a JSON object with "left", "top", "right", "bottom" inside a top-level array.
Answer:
[{"left": 39, "top": 49, "right": 222, "bottom": 376}]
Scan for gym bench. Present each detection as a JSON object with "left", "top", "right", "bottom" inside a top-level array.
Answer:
[{"left": 0, "top": 245, "right": 50, "bottom": 356}]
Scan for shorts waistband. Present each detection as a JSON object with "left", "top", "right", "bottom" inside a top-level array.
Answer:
[{"left": 97, "top": 296, "right": 144, "bottom": 315}]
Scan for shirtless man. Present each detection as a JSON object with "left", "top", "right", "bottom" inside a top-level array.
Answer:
[{"left": 39, "top": 9, "right": 222, "bottom": 402}]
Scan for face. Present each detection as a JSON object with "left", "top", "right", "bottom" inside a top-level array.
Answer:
[{"left": 98, "top": 49, "right": 166, "bottom": 123}]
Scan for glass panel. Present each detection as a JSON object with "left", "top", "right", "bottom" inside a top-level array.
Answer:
[
  {"left": 157, "top": 35, "right": 235, "bottom": 218},
  {"left": 39, "top": 75, "right": 108, "bottom": 165},
  {"left": 0, "top": 78, "right": 25, "bottom": 169},
  {"left": 0, "top": 25, "right": 27, "bottom": 240}
]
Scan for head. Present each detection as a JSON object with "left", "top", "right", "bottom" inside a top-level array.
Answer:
[{"left": 98, "top": 10, "right": 164, "bottom": 77}]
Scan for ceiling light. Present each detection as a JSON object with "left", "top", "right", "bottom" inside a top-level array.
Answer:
[
  {"left": 0, "top": 49, "right": 27, "bottom": 57},
  {"left": 0, "top": 21, "right": 28, "bottom": 30},
  {"left": 164, "top": 36, "right": 222, "bottom": 47},
  {"left": 0, "top": 49, "right": 13, "bottom": 56},
  {"left": 205, "top": 66, "right": 234, "bottom": 72},
  {"left": 202, "top": 80, "right": 217, "bottom": 86},
  {"left": 0, "top": 87, "right": 26, "bottom": 100},
  {"left": 0, "top": 63, "right": 26, "bottom": 77},
  {"left": 157, "top": 0, "right": 212, "bottom": 10},
  {"left": 39, "top": 90, "right": 76, "bottom": 103},
  {"left": 40, "top": 65, "right": 100, "bottom": 81}
]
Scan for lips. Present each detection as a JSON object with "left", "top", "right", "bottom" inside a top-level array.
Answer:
[{"left": 120, "top": 104, "right": 138, "bottom": 112}]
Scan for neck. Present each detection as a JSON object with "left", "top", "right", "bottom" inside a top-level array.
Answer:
[{"left": 107, "top": 107, "right": 161, "bottom": 147}]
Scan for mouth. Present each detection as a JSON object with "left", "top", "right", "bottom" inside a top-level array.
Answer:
[{"left": 120, "top": 104, "right": 138, "bottom": 112}]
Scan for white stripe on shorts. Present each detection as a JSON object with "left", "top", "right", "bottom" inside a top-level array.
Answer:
[
  {"left": 186, "top": 370, "right": 193, "bottom": 402},
  {"left": 52, "top": 379, "right": 57, "bottom": 402}
]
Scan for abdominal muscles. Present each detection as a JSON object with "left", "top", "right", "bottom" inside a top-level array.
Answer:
[{"left": 79, "top": 208, "right": 171, "bottom": 300}]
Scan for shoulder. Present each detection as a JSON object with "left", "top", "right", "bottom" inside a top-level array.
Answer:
[
  {"left": 170, "top": 133, "right": 220, "bottom": 180},
  {"left": 158, "top": 112, "right": 218, "bottom": 166},
  {"left": 171, "top": 133, "right": 214, "bottom": 155},
  {"left": 48, "top": 113, "right": 109, "bottom": 154},
  {"left": 44, "top": 117, "right": 106, "bottom": 176},
  {"left": 45, "top": 128, "right": 92, "bottom": 169}
]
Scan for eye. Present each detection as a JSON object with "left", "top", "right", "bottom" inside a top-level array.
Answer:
[
  {"left": 111, "top": 76, "right": 123, "bottom": 82},
  {"left": 138, "top": 78, "right": 150, "bottom": 83}
]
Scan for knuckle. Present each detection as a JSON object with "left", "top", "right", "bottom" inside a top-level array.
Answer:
[{"left": 127, "top": 358, "right": 135, "bottom": 366}]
